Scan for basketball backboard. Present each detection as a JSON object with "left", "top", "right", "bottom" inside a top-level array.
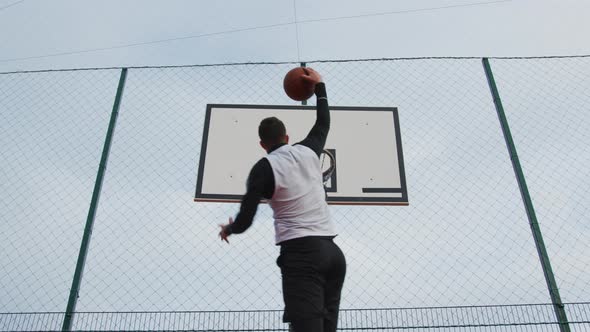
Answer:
[{"left": 194, "top": 104, "right": 408, "bottom": 205}]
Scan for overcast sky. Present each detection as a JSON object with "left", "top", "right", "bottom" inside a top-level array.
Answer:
[
  {"left": 1, "top": 0, "right": 590, "bottom": 72},
  {"left": 1, "top": 1, "right": 589, "bottom": 329}
]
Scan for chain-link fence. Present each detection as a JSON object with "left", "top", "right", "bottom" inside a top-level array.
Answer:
[
  {"left": 3, "top": 303, "right": 590, "bottom": 332},
  {"left": 1, "top": 56, "right": 589, "bottom": 331}
]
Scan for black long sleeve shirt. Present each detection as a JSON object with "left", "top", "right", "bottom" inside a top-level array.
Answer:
[{"left": 228, "top": 83, "right": 330, "bottom": 235}]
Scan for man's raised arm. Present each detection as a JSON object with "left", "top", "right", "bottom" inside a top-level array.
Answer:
[{"left": 297, "top": 69, "right": 329, "bottom": 157}]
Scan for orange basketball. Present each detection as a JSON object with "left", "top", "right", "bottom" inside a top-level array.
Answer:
[{"left": 283, "top": 67, "right": 316, "bottom": 101}]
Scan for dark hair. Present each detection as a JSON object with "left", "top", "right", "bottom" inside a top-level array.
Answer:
[{"left": 258, "top": 117, "right": 286, "bottom": 146}]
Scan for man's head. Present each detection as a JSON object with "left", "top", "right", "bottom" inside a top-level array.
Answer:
[{"left": 258, "top": 116, "right": 289, "bottom": 151}]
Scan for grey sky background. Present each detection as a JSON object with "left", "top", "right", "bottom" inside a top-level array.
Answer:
[
  {"left": 1, "top": 0, "right": 589, "bottom": 321},
  {"left": 1, "top": 0, "right": 590, "bottom": 72}
]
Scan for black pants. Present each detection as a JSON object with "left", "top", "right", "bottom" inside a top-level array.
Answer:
[{"left": 277, "top": 236, "right": 346, "bottom": 332}]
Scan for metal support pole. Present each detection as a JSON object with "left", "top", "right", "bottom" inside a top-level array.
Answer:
[
  {"left": 62, "top": 68, "right": 128, "bottom": 331},
  {"left": 300, "top": 62, "right": 307, "bottom": 106},
  {"left": 482, "top": 58, "right": 570, "bottom": 332}
]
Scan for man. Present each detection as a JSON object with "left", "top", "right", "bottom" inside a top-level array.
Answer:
[{"left": 218, "top": 68, "right": 346, "bottom": 332}]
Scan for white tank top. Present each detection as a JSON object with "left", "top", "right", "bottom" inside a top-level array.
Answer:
[{"left": 265, "top": 144, "right": 337, "bottom": 244}]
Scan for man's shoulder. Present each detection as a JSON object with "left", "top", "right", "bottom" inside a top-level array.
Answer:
[
  {"left": 292, "top": 143, "right": 318, "bottom": 156},
  {"left": 266, "top": 144, "right": 317, "bottom": 162},
  {"left": 252, "top": 157, "right": 271, "bottom": 169},
  {"left": 246, "top": 157, "right": 273, "bottom": 184}
]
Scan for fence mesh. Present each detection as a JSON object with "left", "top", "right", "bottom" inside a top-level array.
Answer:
[
  {"left": 0, "top": 56, "right": 589, "bottom": 331},
  {"left": 0, "top": 69, "right": 122, "bottom": 312},
  {"left": 2, "top": 303, "right": 590, "bottom": 331},
  {"left": 488, "top": 57, "right": 590, "bottom": 305}
]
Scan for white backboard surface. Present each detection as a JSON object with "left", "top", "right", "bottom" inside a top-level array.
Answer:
[{"left": 195, "top": 104, "right": 408, "bottom": 205}]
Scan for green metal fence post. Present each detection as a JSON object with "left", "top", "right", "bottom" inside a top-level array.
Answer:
[
  {"left": 482, "top": 58, "right": 570, "bottom": 332},
  {"left": 61, "top": 68, "right": 128, "bottom": 331}
]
